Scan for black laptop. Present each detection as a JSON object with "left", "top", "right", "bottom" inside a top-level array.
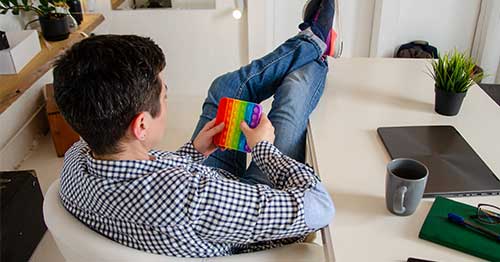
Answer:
[{"left": 377, "top": 125, "right": 500, "bottom": 197}]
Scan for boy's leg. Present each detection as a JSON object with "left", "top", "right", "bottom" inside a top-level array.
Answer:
[
  {"left": 191, "top": 29, "right": 326, "bottom": 178},
  {"left": 241, "top": 59, "right": 328, "bottom": 185}
]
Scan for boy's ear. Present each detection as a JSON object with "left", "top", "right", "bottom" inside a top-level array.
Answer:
[{"left": 130, "top": 112, "right": 148, "bottom": 141}]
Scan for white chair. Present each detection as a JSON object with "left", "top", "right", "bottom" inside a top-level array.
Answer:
[{"left": 43, "top": 179, "right": 324, "bottom": 262}]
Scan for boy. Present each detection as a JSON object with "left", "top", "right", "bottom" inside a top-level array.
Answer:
[{"left": 54, "top": 0, "right": 336, "bottom": 257}]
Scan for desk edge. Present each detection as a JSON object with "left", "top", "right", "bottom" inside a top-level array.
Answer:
[{"left": 306, "top": 120, "right": 336, "bottom": 262}]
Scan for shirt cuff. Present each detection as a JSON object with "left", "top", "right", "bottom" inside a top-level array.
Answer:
[
  {"left": 251, "top": 141, "right": 321, "bottom": 188},
  {"left": 303, "top": 183, "right": 335, "bottom": 230},
  {"left": 251, "top": 141, "right": 281, "bottom": 167},
  {"left": 176, "top": 141, "right": 207, "bottom": 163}
]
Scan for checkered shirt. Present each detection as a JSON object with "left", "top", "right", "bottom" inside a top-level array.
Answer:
[{"left": 59, "top": 139, "right": 320, "bottom": 258}]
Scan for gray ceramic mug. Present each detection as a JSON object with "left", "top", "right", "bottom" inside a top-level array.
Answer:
[{"left": 386, "top": 158, "right": 429, "bottom": 216}]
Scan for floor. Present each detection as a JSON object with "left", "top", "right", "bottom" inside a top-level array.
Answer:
[{"left": 26, "top": 95, "right": 205, "bottom": 261}]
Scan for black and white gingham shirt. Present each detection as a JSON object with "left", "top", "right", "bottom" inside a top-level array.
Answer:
[{"left": 60, "top": 139, "right": 325, "bottom": 257}]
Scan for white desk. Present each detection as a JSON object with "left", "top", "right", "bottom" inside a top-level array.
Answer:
[{"left": 307, "top": 58, "right": 500, "bottom": 262}]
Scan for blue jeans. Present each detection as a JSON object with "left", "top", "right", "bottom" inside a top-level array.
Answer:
[{"left": 191, "top": 29, "right": 328, "bottom": 187}]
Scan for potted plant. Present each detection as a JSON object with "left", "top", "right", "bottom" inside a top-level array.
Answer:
[
  {"left": 0, "top": 0, "right": 70, "bottom": 41},
  {"left": 428, "top": 50, "right": 484, "bottom": 116}
]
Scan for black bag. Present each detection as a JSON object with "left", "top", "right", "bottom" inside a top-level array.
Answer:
[
  {"left": 0, "top": 31, "right": 9, "bottom": 50},
  {"left": 395, "top": 40, "right": 438, "bottom": 59},
  {"left": 1, "top": 171, "right": 47, "bottom": 262}
]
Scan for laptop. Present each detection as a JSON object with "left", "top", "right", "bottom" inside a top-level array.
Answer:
[{"left": 377, "top": 125, "right": 500, "bottom": 197}]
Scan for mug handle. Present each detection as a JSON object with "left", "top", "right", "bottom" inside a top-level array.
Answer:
[{"left": 393, "top": 186, "right": 407, "bottom": 214}]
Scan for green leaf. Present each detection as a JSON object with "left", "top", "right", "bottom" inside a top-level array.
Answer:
[
  {"left": 0, "top": 0, "right": 9, "bottom": 8},
  {"left": 430, "top": 49, "right": 485, "bottom": 93},
  {"left": 11, "top": 6, "right": 19, "bottom": 15},
  {"left": 36, "top": 4, "right": 55, "bottom": 16}
]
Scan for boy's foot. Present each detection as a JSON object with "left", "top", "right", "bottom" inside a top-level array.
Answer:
[
  {"left": 299, "top": 0, "right": 339, "bottom": 57},
  {"left": 300, "top": 0, "right": 321, "bottom": 28}
]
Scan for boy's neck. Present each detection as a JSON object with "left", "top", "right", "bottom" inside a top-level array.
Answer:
[{"left": 92, "top": 141, "right": 155, "bottom": 161}]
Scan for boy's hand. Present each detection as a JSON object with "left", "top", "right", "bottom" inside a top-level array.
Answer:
[
  {"left": 193, "top": 119, "right": 224, "bottom": 156},
  {"left": 240, "top": 114, "right": 275, "bottom": 150}
]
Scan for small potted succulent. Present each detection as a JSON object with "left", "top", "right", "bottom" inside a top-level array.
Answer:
[
  {"left": 428, "top": 50, "right": 484, "bottom": 116},
  {"left": 0, "top": 0, "right": 70, "bottom": 41}
]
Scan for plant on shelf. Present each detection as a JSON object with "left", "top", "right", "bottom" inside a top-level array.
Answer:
[
  {"left": 428, "top": 50, "right": 484, "bottom": 116},
  {"left": 0, "top": 0, "right": 71, "bottom": 41}
]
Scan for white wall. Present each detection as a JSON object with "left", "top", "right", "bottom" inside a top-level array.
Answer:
[
  {"left": 497, "top": 61, "right": 500, "bottom": 84},
  {"left": 247, "top": 0, "right": 274, "bottom": 60},
  {"left": 263, "top": 0, "right": 375, "bottom": 58},
  {"left": 472, "top": 0, "right": 500, "bottom": 84},
  {"left": 398, "top": 0, "right": 480, "bottom": 54},
  {"left": 0, "top": 15, "right": 24, "bottom": 31},
  {"left": 371, "top": 0, "right": 498, "bottom": 83},
  {"left": 0, "top": 3, "right": 40, "bottom": 31},
  {"left": 101, "top": 0, "right": 247, "bottom": 96},
  {"left": 0, "top": 71, "right": 51, "bottom": 170},
  {"left": 371, "top": 0, "right": 481, "bottom": 57},
  {"left": 0, "top": 13, "right": 50, "bottom": 170},
  {"left": 171, "top": 0, "right": 215, "bottom": 9},
  {"left": 1, "top": 0, "right": 246, "bottom": 168},
  {"left": 338, "top": 0, "right": 375, "bottom": 57},
  {"left": 251, "top": 0, "right": 499, "bottom": 83},
  {"left": 0, "top": 70, "right": 51, "bottom": 150},
  {"left": 123, "top": 0, "right": 215, "bottom": 9},
  {"left": 272, "top": 0, "right": 302, "bottom": 48}
]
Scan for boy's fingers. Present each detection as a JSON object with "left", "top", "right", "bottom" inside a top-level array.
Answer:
[
  {"left": 260, "top": 113, "right": 269, "bottom": 123},
  {"left": 203, "top": 119, "right": 217, "bottom": 130},
  {"left": 240, "top": 121, "right": 250, "bottom": 134},
  {"left": 255, "top": 113, "right": 268, "bottom": 127},
  {"left": 207, "top": 122, "right": 224, "bottom": 136}
]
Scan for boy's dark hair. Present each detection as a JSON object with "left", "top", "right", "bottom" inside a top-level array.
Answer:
[{"left": 53, "top": 35, "right": 166, "bottom": 155}]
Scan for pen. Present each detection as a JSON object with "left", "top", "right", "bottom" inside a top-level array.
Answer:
[{"left": 448, "top": 213, "right": 500, "bottom": 242}]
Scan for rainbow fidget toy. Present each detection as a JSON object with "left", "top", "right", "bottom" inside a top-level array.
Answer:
[{"left": 214, "top": 97, "right": 263, "bottom": 152}]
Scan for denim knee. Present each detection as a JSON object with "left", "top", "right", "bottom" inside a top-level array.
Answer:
[
  {"left": 206, "top": 76, "right": 225, "bottom": 105},
  {"left": 207, "top": 75, "right": 243, "bottom": 107}
]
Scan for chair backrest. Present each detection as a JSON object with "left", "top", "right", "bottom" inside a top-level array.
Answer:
[{"left": 43, "top": 179, "right": 324, "bottom": 262}]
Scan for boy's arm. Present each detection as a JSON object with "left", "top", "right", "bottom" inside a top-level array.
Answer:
[
  {"left": 190, "top": 175, "right": 334, "bottom": 244},
  {"left": 174, "top": 118, "right": 224, "bottom": 163},
  {"left": 190, "top": 142, "right": 334, "bottom": 243},
  {"left": 251, "top": 141, "right": 317, "bottom": 189},
  {"left": 252, "top": 140, "right": 335, "bottom": 230}
]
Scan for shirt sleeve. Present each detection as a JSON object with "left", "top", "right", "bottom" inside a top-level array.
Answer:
[
  {"left": 251, "top": 141, "right": 319, "bottom": 190},
  {"left": 189, "top": 176, "right": 313, "bottom": 244},
  {"left": 174, "top": 141, "right": 206, "bottom": 163},
  {"left": 190, "top": 141, "right": 334, "bottom": 244}
]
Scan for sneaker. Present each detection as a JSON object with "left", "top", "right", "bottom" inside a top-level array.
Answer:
[
  {"left": 300, "top": 0, "right": 321, "bottom": 30},
  {"left": 325, "top": 27, "right": 342, "bottom": 58},
  {"left": 299, "top": 0, "right": 341, "bottom": 57}
]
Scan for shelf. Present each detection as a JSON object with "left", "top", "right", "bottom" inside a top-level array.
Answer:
[
  {"left": 111, "top": 0, "right": 126, "bottom": 9},
  {"left": 0, "top": 13, "right": 105, "bottom": 114}
]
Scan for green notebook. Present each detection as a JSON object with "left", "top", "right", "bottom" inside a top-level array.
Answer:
[{"left": 419, "top": 196, "right": 500, "bottom": 261}]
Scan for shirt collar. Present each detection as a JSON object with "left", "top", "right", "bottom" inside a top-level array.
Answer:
[{"left": 84, "top": 147, "right": 178, "bottom": 179}]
